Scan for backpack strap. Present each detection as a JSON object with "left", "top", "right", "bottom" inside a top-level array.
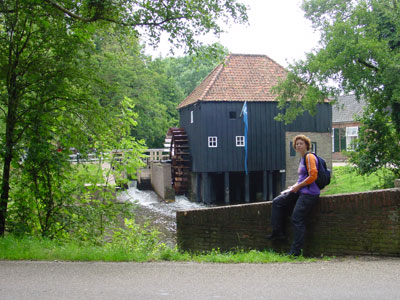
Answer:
[{"left": 303, "top": 152, "right": 318, "bottom": 177}]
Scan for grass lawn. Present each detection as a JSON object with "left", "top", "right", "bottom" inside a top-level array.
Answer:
[
  {"left": 321, "top": 166, "right": 387, "bottom": 196},
  {"left": 0, "top": 235, "right": 317, "bottom": 263}
]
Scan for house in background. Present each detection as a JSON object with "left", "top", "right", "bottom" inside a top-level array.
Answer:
[
  {"left": 332, "top": 94, "right": 366, "bottom": 161},
  {"left": 170, "top": 54, "right": 332, "bottom": 204}
]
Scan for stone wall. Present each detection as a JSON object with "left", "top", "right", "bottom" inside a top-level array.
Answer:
[
  {"left": 137, "top": 168, "right": 152, "bottom": 190},
  {"left": 285, "top": 132, "right": 332, "bottom": 186},
  {"left": 177, "top": 188, "right": 400, "bottom": 257},
  {"left": 151, "top": 162, "right": 175, "bottom": 201}
]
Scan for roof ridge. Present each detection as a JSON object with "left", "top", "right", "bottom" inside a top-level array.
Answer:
[{"left": 228, "top": 53, "right": 286, "bottom": 71}]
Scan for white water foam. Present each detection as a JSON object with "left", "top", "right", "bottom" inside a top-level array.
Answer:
[{"left": 118, "top": 186, "right": 206, "bottom": 218}]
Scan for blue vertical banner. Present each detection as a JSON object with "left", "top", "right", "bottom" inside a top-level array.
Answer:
[{"left": 241, "top": 101, "right": 248, "bottom": 175}]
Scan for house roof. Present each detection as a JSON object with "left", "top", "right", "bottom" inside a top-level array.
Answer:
[
  {"left": 177, "top": 54, "right": 287, "bottom": 109},
  {"left": 332, "top": 94, "right": 366, "bottom": 123}
]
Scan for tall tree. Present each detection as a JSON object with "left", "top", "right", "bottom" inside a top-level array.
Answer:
[
  {"left": 0, "top": 0, "right": 248, "bottom": 236},
  {"left": 91, "top": 30, "right": 182, "bottom": 148},
  {"left": 163, "top": 43, "right": 229, "bottom": 96},
  {"left": 273, "top": 0, "right": 400, "bottom": 177},
  {"left": 0, "top": 0, "right": 100, "bottom": 236}
]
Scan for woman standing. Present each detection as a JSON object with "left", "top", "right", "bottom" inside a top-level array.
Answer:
[{"left": 267, "top": 134, "right": 320, "bottom": 256}]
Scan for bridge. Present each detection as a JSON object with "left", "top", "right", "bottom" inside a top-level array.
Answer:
[{"left": 68, "top": 149, "right": 171, "bottom": 191}]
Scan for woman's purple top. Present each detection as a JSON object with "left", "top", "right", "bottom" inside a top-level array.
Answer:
[{"left": 297, "top": 155, "right": 320, "bottom": 195}]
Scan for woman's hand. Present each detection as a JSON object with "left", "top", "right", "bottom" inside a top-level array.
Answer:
[{"left": 290, "top": 183, "right": 301, "bottom": 193}]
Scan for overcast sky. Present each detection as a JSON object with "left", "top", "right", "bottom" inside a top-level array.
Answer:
[{"left": 144, "top": 0, "right": 321, "bottom": 67}]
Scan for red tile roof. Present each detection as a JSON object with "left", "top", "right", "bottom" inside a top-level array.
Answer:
[{"left": 178, "top": 54, "right": 287, "bottom": 109}]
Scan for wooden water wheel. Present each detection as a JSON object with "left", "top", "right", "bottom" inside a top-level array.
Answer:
[{"left": 166, "top": 128, "right": 191, "bottom": 195}]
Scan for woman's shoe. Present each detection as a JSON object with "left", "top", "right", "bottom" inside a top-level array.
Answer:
[{"left": 266, "top": 233, "right": 287, "bottom": 241}]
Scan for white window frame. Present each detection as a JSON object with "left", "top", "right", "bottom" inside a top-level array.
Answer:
[
  {"left": 208, "top": 136, "right": 217, "bottom": 148},
  {"left": 346, "top": 126, "right": 358, "bottom": 137},
  {"left": 311, "top": 142, "right": 317, "bottom": 153},
  {"left": 346, "top": 126, "right": 358, "bottom": 151},
  {"left": 190, "top": 111, "right": 194, "bottom": 124},
  {"left": 236, "top": 136, "right": 245, "bottom": 147}
]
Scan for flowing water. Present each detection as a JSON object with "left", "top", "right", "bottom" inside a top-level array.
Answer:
[{"left": 118, "top": 183, "right": 207, "bottom": 247}]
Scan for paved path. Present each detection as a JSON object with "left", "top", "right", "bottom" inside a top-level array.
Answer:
[{"left": 1, "top": 257, "right": 400, "bottom": 300}]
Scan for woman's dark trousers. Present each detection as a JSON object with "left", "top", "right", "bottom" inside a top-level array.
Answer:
[{"left": 271, "top": 192, "right": 319, "bottom": 255}]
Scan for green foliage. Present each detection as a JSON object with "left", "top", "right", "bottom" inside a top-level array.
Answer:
[
  {"left": 37, "top": 0, "right": 248, "bottom": 54},
  {"left": 349, "top": 108, "right": 400, "bottom": 177},
  {"left": 89, "top": 29, "right": 177, "bottom": 148},
  {"left": 0, "top": 0, "right": 248, "bottom": 237},
  {"left": 2, "top": 24, "right": 147, "bottom": 240},
  {"left": 0, "top": 0, "right": 112, "bottom": 235},
  {"left": 90, "top": 30, "right": 227, "bottom": 148},
  {"left": 7, "top": 158, "right": 138, "bottom": 242},
  {"left": 186, "top": 248, "right": 313, "bottom": 263},
  {"left": 130, "top": 59, "right": 182, "bottom": 148},
  {"left": 273, "top": 70, "right": 327, "bottom": 124},
  {"left": 107, "top": 218, "right": 166, "bottom": 256},
  {"left": 163, "top": 43, "right": 229, "bottom": 96},
  {"left": 273, "top": 0, "right": 400, "bottom": 176}
]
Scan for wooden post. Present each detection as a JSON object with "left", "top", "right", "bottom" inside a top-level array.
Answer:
[
  {"left": 280, "top": 170, "right": 286, "bottom": 194},
  {"left": 224, "top": 172, "right": 230, "bottom": 204},
  {"left": 202, "top": 172, "right": 210, "bottom": 204},
  {"left": 245, "top": 172, "right": 250, "bottom": 203},
  {"left": 263, "top": 170, "right": 268, "bottom": 201},
  {"left": 196, "top": 173, "right": 202, "bottom": 203},
  {"left": 268, "top": 171, "right": 273, "bottom": 201}
]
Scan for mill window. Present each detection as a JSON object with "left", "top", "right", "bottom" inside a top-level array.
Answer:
[
  {"left": 236, "top": 136, "right": 245, "bottom": 147},
  {"left": 208, "top": 136, "right": 217, "bottom": 148}
]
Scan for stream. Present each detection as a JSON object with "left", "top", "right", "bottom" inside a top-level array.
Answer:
[{"left": 118, "top": 183, "right": 207, "bottom": 247}]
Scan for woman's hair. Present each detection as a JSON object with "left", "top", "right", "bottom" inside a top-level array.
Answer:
[{"left": 292, "top": 135, "right": 311, "bottom": 151}]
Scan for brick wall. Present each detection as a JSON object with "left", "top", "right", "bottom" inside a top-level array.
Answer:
[
  {"left": 177, "top": 189, "right": 400, "bottom": 256},
  {"left": 333, "top": 121, "right": 361, "bottom": 129},
  {"left": 332, "top": 151, "right": 349, "bottom": 161}
]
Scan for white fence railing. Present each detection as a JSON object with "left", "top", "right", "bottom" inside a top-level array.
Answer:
[{"left": 69, "top": 149, "right": 170, "bottom": 164}]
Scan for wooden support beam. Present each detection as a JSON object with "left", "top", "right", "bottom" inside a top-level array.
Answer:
[
  {"left": 224, "top": 172, "right": 230, "bottom": 204},
  {"left": 268, "top": 171, "right": 273, "bottom": 201},
  {"left": 245, "top": 173, "right": 250, "bottom": 203},
  {"left": 202, "top": 172, "right": 210, "bottom": 204},
  {"left": 196, "top": 173, "right": 202, "bottom": 203},
  {"left": 280, "top": 170, "right": 286, "bottom": 194},
  {"left": 263, "top": 170, "right": 268, "bottom": 201}
]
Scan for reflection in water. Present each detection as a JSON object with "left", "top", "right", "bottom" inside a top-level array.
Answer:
[{"left": 118, "top": 185, "right": 206, "bottom": 247}]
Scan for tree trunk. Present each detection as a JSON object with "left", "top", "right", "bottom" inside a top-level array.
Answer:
[
  {"left": 0, "top": 149, "right": 13, "bottom": 236},
  {"left": 0, "top": 117, "right": 16, "bottom": 236},
  {"left": 0, "top": 86, "right": 17, "bottom": 236}
]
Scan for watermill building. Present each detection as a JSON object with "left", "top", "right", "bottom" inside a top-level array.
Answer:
[{"left": 170, "top": 54, "right": 332, "bottom": 204}]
